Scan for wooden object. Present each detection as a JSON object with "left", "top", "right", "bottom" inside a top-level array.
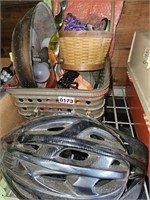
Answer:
[
  {"left": 111, "top": 0, "right": 150, "bottom": 85},
  {"left": 126, "top": 75, "right": 150, "bottom": 181},
  {"left": 0, "top": 58, "right": 25, "bottom": 137},
  {"left": 0, "top": 93, "right": 25, "bottom": 138}
]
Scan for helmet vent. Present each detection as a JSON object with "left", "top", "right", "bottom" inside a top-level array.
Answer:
[
  {"left": 111, "top": 160, "right": 120, "bottom": 166},
  {"left": 95, "top": 179, "right": 110, "bottom": 187},
  {"left": 47, "top": 127, "right": 65, "bottom": 132},
  {"left": 59, "top": 149, "right": 88, "bottom": 161},
  {"left": 90, "top": 134, "right": 104, "bottom": 141},
  {"left": 42, "top": 174, "right": 66, "bottom": 181},
  {"left": 23, "top": 144, "right": 39, "bottom": 151}
]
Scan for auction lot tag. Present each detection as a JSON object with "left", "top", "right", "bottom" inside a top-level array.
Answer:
[{"left": 58, "top": 96, "right": 75, "bottom": 104}]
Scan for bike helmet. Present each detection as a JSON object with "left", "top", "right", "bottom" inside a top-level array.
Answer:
[{"left": 0, "top": 113, "right": 148, "bottom": 200}]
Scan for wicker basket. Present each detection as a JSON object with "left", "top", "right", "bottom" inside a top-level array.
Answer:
[{"left": 59, "top": 0, "right": 114, "bottom": 71}]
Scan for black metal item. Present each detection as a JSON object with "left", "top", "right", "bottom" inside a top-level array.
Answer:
[
  {"left": 57, "top": 70, "right": 79, "bottom": 89},
  {"left": 55, "top": 0, "right": 67, "bottom": 31},
  {"left": 99, "top": 17, "right": 109, "bottom": 30}
]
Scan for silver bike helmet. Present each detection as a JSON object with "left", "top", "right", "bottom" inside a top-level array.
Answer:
[{"left": 0, "top": 113, "right": 148, "bottom": 200}]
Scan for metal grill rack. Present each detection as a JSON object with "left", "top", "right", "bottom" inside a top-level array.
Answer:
[{"left": 102, "top": 86, "right": 150, "bottom": 200}]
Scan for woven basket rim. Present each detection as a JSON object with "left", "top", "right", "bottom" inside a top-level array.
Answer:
[{"left": 60, "top": 31, "right": 112, "bottom": 38}]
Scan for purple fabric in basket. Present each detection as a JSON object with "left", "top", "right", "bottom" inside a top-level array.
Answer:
[
  {"left": 64, "top": 13, "right": 86, "bottom": 31},
  {"left": 52, "top": 0, "right": 124, "bottom": 57}
]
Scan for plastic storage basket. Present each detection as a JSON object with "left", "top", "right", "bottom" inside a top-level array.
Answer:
[{"left": 7, "top": 56, "right": 110, "bottom": 120}]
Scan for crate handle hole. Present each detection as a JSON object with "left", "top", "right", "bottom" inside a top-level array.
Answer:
[
  {"left": 19, "top": 98, "right": 24, "bottom": 102},
  {"left": 22, "top": 107, "right": 27, "bottom": 110},
  {"left": 76, "top": 100, "right": 81, "bottom": 104},
  {"left": 26, "top": 116, "right": 30, "bottom": 118},
  {"left": 46, "top": 99, "right": 51, "bottom": 103},
  {"left": 37, "top": 99, "right": 42, "bottom": 102},
  {"left": 67, "top": 109, "right": 72, "bottom": 112},
  {"left": 28, "top": 98, "right": 33, "bottom": 102},
  {"left": 39, "top": 107, "right": 44, "bottom": 111},
  {"left": 86, "top": 101, "right": 91, "bottom": 105}
]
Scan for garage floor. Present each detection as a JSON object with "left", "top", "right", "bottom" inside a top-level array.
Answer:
[{"left": 102, "top": 87, "right": 149, "bottom": 200}]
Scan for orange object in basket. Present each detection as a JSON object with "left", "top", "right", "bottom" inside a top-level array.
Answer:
[
  {"left": 74, "top": 75, "right": 93, "bottom": 90},
  {"left": 55, "top": 68, "right": 93, "bottom": 90},
  {"left": 48, "top": 49, "right": 57, "bottom": 66}
]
